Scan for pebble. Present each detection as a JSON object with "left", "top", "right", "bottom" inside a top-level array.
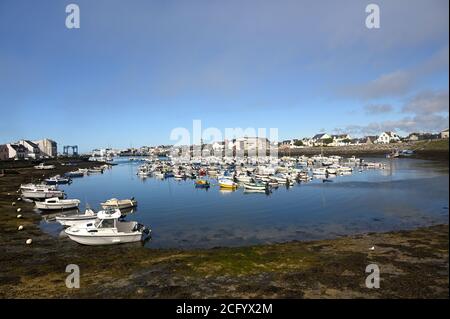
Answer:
[
  {"left": 26, "top": 239, "right": 32, "bottom": 245},
  {"left": 17, "top": 214, "right": 22, "bottom": 219},
  {"left": 16, "top": 208, "right": 22, "bottom": 213},
  {"left": 18, "top": 225, "right": 24, "bottom": 231},
  {"left": 12, "top": 202, "right": 16, "bottom": 206},
  {"left": 17, "top": 197, "right": 22, "bottom": 201}
]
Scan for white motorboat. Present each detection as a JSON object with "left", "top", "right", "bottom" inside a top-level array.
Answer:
[
  {"left": 235, "top": 174, "right": 252, "bottom": 183},
  {"left": 243, "top": 182, "right": 269, "bottom": 191},
  {"left": 65, "top": 209, "right": 150, "bottom": 246},
  {"left": 20, "top": 183, "right": 57, "bottom": 192},
  {"left": 35, "top": 197, "right": 80, "bottom": 210},
  {"left": 34, "top": 163, "right": 55, "bottom": 170},
  {"left": 44, "top": 175, "right": 71, "bottom": 184},
  {"left": 21, "top": 188, "right": 65, "bottom": 199},
  {"left": 312, "top": 168, "right": 327, "bottom": 176},
  {"left": 55, "top": 208, "right": 97, "bottom": 227},
  {"left": 218, "top": 178, "right": 238, "bottom": 189},
  {"left": 101, "top": 197, "right": 137, "bottom": 210},
  {"left": 88, "top": 167, "right": 103, "bottom": 174},
  {"left": 65, "top": 170, "right": 84, "bottom": 178},
  {"left": 154, "top": 171, "right": 164, "bottom": 179}
]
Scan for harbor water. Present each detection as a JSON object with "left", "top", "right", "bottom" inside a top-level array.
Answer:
[{"left": 39, "top": 157, "right": 449, "bottom": 249}]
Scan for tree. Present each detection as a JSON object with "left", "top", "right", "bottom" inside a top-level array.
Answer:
[
  {"left": 322, "top": 138, "right": 334, "bottom": 145},
  {"left": 293, "top": 140, "right": 304, "bottom": 147},
  {"left": 342, "top": 138, "right": 352, "bottom": 144}
]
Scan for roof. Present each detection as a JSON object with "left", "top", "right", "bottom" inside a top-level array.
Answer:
[
  {"left": 8, "top": 144, "right": 27, "bottom": 152},
  {"left": 312, "top": 133, "right": 327, "bottom": 140},
  {"left": 23, "top": 140, "right": 39, "bottom": 148}
]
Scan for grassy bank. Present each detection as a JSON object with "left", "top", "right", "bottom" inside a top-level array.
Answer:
[
  {"left": 0, "top": 159, "right": 448, "bottom": 298},
  {"left": 279, "top": 139, "right": 449, "bottom": 159}
]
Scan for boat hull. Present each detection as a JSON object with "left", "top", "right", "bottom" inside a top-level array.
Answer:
[
  {"left": 36, "top": 202, "right": 79, "bottom": 210},
  {"left": 22, "top": 191, "right": 64, "bottom": 199},
  {"left": 66, "top": 232, "right": 143, "bottom": 245},
  {"left": 56, "top": 216, "right": 97, "bottom": 227}
]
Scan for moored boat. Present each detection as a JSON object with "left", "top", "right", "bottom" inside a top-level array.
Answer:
[
  {"left": 21, "top": 188, "right": 65, "bottom": 199},
  {"left": 35, "top": 197, "right": 80, "bottom": 210},
  {"left": 34, "top": 163, "right": 55, "bottom": 170},
  {"left": 218, "top": 178, "right": 237, "bottom": 189},
  {"left": 100, "top": 197, "right": 137, "bottom": 210},
  {"left": 55, "top": 208, "right": 97, "bottom": 227},
  {"left": 65, "top": 209, "right": 150, "bottom": 246}
]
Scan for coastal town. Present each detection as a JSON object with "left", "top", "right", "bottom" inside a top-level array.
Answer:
[{"left": 3, "top": 129, "right": 447, "bottom": 161}]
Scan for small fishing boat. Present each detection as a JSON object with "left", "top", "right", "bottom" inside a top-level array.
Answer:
[
  {"left": 45, "top": 175, "right": 71, "bottom": 185},
  {"left": 88, "top": 167, "right": 104, "bottom": 174},
  {"left": 101, "top": 197, "right": 137, "bottom": 210},
  {"left": 65, "top": 170, "right": 84, "bottom": 178},
  {"left": 55, "top": 208, "right": 97, "bottom": 227},
  {"left": 218, "top": 178, "right": 238, "bottom": 189},
  {"left": 312, "top": 168, "right": 327, "bottom": 176},
  {"left": 34, "top": 163, "right": 55, "bottom": 170},
  {"left": 243, "top": 182, "right": 269, "bottom": 191},
  {"left": 65, "top": 209, "right": 150, "bottom": 246},
  {"left": 20, "top": 183, "right": 57, "bottom": 192},
  {"left": 195, "top": 179, "right": 210, "bottom": 188},
  {"left": 35, "top": 197, "right": 80, "bottom": 210},
  {"left": 154, "top": 171, "right": 165, "bottom": 179},
  {"left": 235, "top": 174, "right": 252, "bottom": 183},
  {"left": 21, "top": 188, "right": 65, "bottom": 199}
]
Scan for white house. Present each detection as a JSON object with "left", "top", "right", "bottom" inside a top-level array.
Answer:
[
  {"left": 302, "top": 138, "right": 314, "bottom": 147},
  {"left": 330, "top": 134, "right": 352, "bottom": 146},
  {"left": 376, "top": 132, "right": 400, "bottom": 144},
  {"left": 311, "top": 133, "right": 332, "bottom": 146},
  {"left": 6, "top": 144, "right": 27, "bottom": 159},
  {"left": 441, "top": 129, "right": 449, "bottom": 139},
  {"left": 19, "top": 140, "right": 41, "bottom": 159}
]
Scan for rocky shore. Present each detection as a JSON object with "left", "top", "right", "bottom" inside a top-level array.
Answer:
[{"left": 0, "top": 157, "right": 448, "bottom": 298}]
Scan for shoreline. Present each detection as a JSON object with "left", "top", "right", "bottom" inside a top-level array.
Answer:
[
  {"left": 278, "top": 140, "right": 449, "bottom": 160},
  {"left": 0, "top": 157, "right": 448, "bottom": 298}
]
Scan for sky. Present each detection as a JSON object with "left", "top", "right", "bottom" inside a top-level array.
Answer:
[{"left": 0, "top": 0, "right": 448, "bottom": 152}]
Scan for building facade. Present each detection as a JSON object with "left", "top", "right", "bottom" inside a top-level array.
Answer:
[
  {"left": 376, "top": 132, "right": 400, "bottom": 144},
  {"left": 6, "top": 144, "right": 27, "bottom": 159},
  {"left": 34, "top": 139, "right": 57, "bottom": 157},
  {"left": 0, "top": 144, "right": 8, "bottom": 160},
  {"left": 19, "top": 140, "right": 41, "bottom": 158}
]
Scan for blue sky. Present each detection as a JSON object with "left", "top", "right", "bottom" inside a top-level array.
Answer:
[{"left": 0, "top": 0, "right": 448, "bottom": 152}]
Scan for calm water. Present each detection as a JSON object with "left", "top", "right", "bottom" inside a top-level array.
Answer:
[{"left": 40, "top": 157, "right": 449, "bottom": 248}]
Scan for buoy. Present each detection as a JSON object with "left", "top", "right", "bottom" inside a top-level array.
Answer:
[
  {"left": 16, "top": 208, "right": 22, "bottom": 213},
  {"left": 12, "top": 202, "right": 16, "bottom": 206},
  {"left": 18, "top": 225, "right": 24, "bottom": 231},
  {"left": 26, "top": 239, "right": 32, "bottom": 245},
  {"left": 16, "top": 214, "right": 22, "bottom": 219}
]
